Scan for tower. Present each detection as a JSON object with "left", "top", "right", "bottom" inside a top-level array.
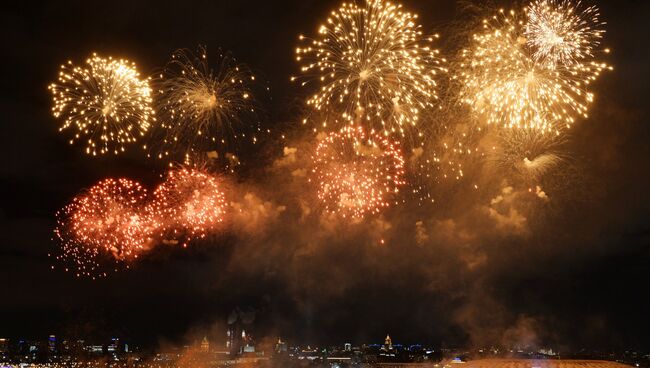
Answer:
[
  {"left": 48, "top": 335, "right": 56, "bottom": 354},
  {"left": 384, "top": 334, "right": 393, "bottom": 350},
  {"left": 200, "top": 336, "right": 210, "bottom": 352}
]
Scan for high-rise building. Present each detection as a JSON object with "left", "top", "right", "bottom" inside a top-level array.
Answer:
[
  {"left": 344, "top": 343, "right": 352, "bottom": 352},
  {"left": 227, "top": 325, "right": 241, "bottom": 355},
  {"left": 48, "top": 335, "right": 56, "bottom": 354},
  {"left": 0, "top": 338, "right": 8, "bottom": 353}
]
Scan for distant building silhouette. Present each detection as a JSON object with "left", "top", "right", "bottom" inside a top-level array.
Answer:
[{"left": 200, "top": 336, "right": 210, "bottom": 352}]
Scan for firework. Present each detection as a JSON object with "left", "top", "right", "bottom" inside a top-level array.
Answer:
[
  {"left": 404, "top": 98, "right": 487, "bottom": 194},
  {"left": 489, "top": 128, "right": 567, "bottom": 183},
  {"left": 153, "top": 46, "right": 259, "bottom": 163},
  {"left": 311, "top": 126, "right": 405, "bottom": 218},
  {"left": 53, "top": 178, "right": 154, "bottom": 278},
  {"left": 49, "top": 53, "right": 154, "bottom": 156},
  {"left": 294, "top": 0, "right": 444, "bottom": 136},
  {"left": 525, "top": 0, "right": 605, "bottom": 67},
  {"left": 150, "top": 167, "right": 227, "bottom": 246},
  {"left": 457, "top": 8, "right": 611, "bottom": 133}
]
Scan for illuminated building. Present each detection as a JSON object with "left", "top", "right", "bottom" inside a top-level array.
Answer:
[
  {"left": 86, "top": 345, "right": 103, "bottom": 354},
  {"left": 241, "top": 330, "right": 255, "bottom": 353},
  {"left": 378, "top": 334, "right": 397, "bottom": 361},
  {"left": 48, "top": 335, "right": 56, "bottom": 354},
  {"left": 108, "top": 337, "right": 120, "bottom": 353},
  {"left": 200, "top": 336, "right": 210, "bottom": 352},
  {"left": 384, "top": 334, "right": 393, "bottom": 351},
  {"left": 227, "top": 324, "right": 240, "bottom": 355},
  {"left": 275, "top": 338, "right": 287, "bottom": 353},
  {"left": 226, "top": 307, "right": 256, "bottom": 355}
]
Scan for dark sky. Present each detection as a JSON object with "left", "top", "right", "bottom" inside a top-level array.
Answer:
[{"left": 1, "top": 0, "right": 649, "bottom": 351}]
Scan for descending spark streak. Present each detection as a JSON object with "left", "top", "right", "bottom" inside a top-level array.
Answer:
[
  {"left": 294, "top": 0, "right": 445, "bottom": 136},
  {"left": 49, "top": 54, "right": 154, "bottom": 155},
  {"left": 311, "top": 126, "right": 405, "bottom": 218}
]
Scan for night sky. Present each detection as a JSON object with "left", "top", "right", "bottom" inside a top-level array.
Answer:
[{"left": 1, "top": 0, "right": 649, "bottom": 351}]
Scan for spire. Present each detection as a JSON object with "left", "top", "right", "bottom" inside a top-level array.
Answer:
[
  {"left": 384, "top": 334, "right": 393, "bottom": 350},
  {"left": 200, "top": 336, "right": 209, "bottom": 352}
]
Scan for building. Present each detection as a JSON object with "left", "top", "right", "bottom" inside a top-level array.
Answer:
[
  {"left": 200, "top": 336, "right": 210, "bottom": 352},
  {"left": 241, "top": 330, "right": 255, "bottom": 353},
  {"left": 384, "top": 334, "right": 393, "bottom": 351},
  {"left": 48, "top": 335, "right": 56, "bottom": 354},
  {"left": 275, "top": 338, "right": 287, "bottom": 353},
  {"left": 227, "top": 324, "right": 241, "bottom": 355}
]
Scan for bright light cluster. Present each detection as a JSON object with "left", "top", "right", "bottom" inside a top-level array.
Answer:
[
  {"left": 525, "top": 0, "right": 605, "bottom": 67},
  {"left": 49, "top": 53, "right": 154, "bottom": 155},
  {"left": 295, "top": 0, "right": 444, "bottom": 136},
  {"left": 312, "top": 126, "right": 405, "bottom": 219},
  {"left": 457, "top": 5, "right": 611, "bottom": 133}
]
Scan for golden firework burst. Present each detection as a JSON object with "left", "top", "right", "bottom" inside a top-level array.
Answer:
[
  {"left": 294, "top": 0, "right": 445, "bottom": 136},
  {"left": 49, "top": 53, "right": 154, "bottom": 155},
  {"left": 457, "top": 8, "right": 611, "bottom": 133}
]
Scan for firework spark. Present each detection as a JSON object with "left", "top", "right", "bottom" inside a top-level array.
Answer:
[
  {"left": 311, "top": 126, "right": 405, "bottom": 219},
  {"left": 294, "top": 0, "right": 444, "bottom": 136},
  {"left": 153, "top": 46, "right": 259, "bottom": 163},
  {"left": 149, "top": 167, "right": 227, "bottom": 246},
  {"left": 489, "top": 128, "right": 567, "bottom": 183},
  {"left": 457, "top": 8, "right": 611, "bottom": 133},
  {"left": 525, "top": 0, "right": 605, "bottom": 67},
  {"left": 49, "top": 53, "right": 154, "bottom": 155},
  {"left": 53, "top": 178, "right": 154, "bottom": 278}
]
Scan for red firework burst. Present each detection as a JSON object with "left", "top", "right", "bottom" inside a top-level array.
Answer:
[{"left": 311, "top": 126, "right": 406, "bottom": 219}]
